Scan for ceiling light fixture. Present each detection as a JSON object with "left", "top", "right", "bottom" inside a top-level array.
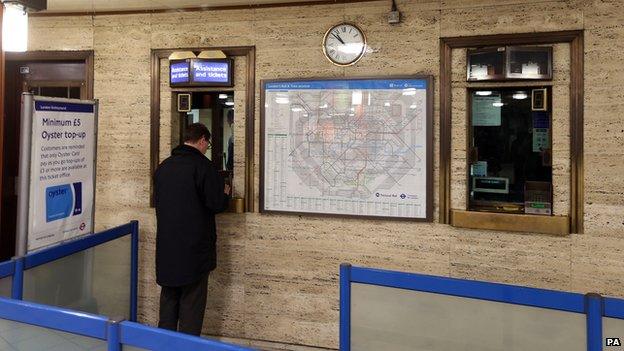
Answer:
[
  {"left": 168, "top": 51, "right": 196, "bottom": 60},
  {"left": 2, "top": 3, "right": 28, "bottom": 52},
  {"left": 512, "top": 92, "right": 528, "bottom": 100}
]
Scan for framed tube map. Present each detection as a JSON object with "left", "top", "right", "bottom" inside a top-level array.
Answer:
[{"left": 260, "top": 76, "right": 433, "bottom": 221}]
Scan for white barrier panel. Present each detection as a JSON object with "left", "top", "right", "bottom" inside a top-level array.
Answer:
[
  {"left": 351, "top": 283, "right": 586, "bottom": 351},
  {"left": 604, "top": 317, "right": 624, "bottom": 350}
]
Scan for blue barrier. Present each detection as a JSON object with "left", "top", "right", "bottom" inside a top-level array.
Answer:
[
  {"left": 130, "top": 220, "right": 139, "bottom": 322},
  {"left": 0, "top": 296, "right": 109, "bottom": 340},
  {"left": 605, "top": 297, "right": 624, "bottom": 319},
  {"left": 5, "top": 221, "right": 139, "bottom": 321},
  {"left": 0, "top": 259, "right": 14, "bottom": 278},
  {"left": 0, "top": 221, "right": 256, "bottom": 350},
  {"left": 119, "top": 321, "right": 256, "bottom": 351},
  {"left": 340, "top": 264, "right": 624, "bottom": 351},
  {"left": 23, "top": 221, "right": 136, "bottom": 269},
  {"left": 11, "top": 257, "right": 24, "bottom": 300},
  {"left": 0, "top": 296, "right": 255, "bottom": 350}
]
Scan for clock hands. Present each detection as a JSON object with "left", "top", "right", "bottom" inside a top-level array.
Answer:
[{"left": 331, "top": 32, "right": 345, "bottom": 45}]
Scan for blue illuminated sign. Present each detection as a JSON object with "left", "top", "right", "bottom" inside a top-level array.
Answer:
[
  {"left": 192, "top": 60, "right": 230, "bottom": 84},
  {"left": 170, "top": 61, "right": 190, "bottom": 84}
]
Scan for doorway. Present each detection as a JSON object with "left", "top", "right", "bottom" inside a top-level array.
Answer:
[
  {"left": 177, "top": 91, "right": 235, "bottom": 183},
  {"left": 0, "top": 52, "right": 93, "bottom": 261}
]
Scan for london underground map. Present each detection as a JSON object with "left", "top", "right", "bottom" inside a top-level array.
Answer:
[{"left": 261, "top": 78, "right": 431, "bottom": 219}]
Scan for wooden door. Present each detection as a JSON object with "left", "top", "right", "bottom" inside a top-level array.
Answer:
[{"left": 0, "top": 60, "right": 87, "bottom": 260}]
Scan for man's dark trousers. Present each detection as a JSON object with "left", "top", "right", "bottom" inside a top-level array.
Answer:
[{"left": 158, "top": 273, "right": 209, "bottom": 336}]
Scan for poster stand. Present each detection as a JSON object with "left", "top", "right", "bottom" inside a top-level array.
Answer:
[{"left": 16, "top": 93, "right": 98, "bottom": 256}]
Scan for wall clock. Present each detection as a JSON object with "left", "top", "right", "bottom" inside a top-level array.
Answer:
[{"left": 322, "top": 23, "right": 366, "bottom": 66}]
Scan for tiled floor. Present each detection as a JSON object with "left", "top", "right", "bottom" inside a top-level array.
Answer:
[{"left": 214, "top": 335, "right": 335, "bottom": 351}]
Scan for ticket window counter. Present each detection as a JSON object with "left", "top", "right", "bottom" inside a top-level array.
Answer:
[
  {"left": 468, "top": 88, "right": 552, "bottom": 215},
  {"left": 178, "top": 91, "right": 235, "bottom": 187}
]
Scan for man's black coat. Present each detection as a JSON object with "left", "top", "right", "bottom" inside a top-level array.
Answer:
[{"left": 154, "top": 145, "right": 229, "bottom": 287}]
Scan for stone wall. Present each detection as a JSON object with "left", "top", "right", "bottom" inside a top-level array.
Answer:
[{"left": 28, "top": 0, "right": 624, "bottom": 348}]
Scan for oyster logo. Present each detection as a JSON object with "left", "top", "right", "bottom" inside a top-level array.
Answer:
[{"left": 46, "top": 182, "right": 83, "bottom": 222}]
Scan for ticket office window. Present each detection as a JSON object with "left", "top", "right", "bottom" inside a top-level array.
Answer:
[
  {"left": 180, "top": 92, "right": 234, "bottom": 183},
  {"left": 468, "top": 88, "right": 552, "bottom": 215}
]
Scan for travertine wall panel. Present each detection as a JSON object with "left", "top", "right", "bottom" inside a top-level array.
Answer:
[
  {"left": 29, "top": 16, "right": 93, "bottom": 50},
  {"left": 440, "top": 1, "right": 583, "bottom": 37},
  {"left": 27, "top": 0, "right": 624, "bottom": 349}
]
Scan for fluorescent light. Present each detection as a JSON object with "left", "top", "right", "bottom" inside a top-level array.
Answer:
[
  {"left": 402, "top": 88, "right": 416, "bottom": 96},
  {"left": 219, "top": 94, "right": 228, "bottom": 99},
  {"left": 512, "top": 92, "right": 528, "bottom": 100},
  {"left": 352, "top": 91, "right": 362, "bottom": 105},
  {"left": 319, "top": 103, "right": 328, "bottom": 109},
  {"left": 475, "top": 91, "right": 492, "bottom": 96},
  {"left": 291, "top": 107, "right": 303, "bottom": 112},
  {"left": 225, "top": 101, "right": 234, "bottom": 106},
  {"left": 409, "top": 104, "right": 417, "bottom": 109},
  {"left": 275, "top": 97, "right": 290, "bottom": 104},
  {"left": 168, "top": 51, "right": 196, "bottom": 60},
  {"left": 492, "top": 102, "right": 504, "bottom": 107},
  {"left": 3, "top": 3, "right": 28, "bottom": 52},
  {"left": 384, "top": 102, "right": 391, "bottom": 107}
]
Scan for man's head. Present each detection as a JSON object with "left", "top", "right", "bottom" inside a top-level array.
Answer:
[{"left": 184, "top": 123, "right": 211, "bottom": 154}]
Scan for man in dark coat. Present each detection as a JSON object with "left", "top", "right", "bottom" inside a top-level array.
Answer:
[{"left": 154, "top": 122, "right": 230, "bottom": 336}]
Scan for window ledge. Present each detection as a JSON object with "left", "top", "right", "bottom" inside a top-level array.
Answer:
[{"left": 450, "top": 210, "right": 570, "bottom": 236}]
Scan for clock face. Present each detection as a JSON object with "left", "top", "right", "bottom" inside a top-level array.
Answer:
[{"left": 323, "top": 23, "right": 366, "bottom": 66}]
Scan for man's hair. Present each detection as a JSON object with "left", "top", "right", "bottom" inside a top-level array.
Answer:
[{"left": 184, "top": 123, "right": 211, "bottom": 143}]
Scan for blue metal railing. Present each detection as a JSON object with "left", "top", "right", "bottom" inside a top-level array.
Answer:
[
  {"left": 605, "top": 297, "right": 624, "bottom": 319},
  {"left": 0, "top": 296, "right": 255, "bottom": 351},
  {"left": 340, "top": 263, "right": 624, "bottom": 351},
  {"left": 5, "top": 221, "right": 139, "bottom": 321},
  {"left": 0, "top": 259, "right": 14, "bottom": 278},
  {"left": 119, "top": 321, "right": 254, "bottom": 351},
  {"left": 0, "top": 296, "right": 109, "bottom": 340}
]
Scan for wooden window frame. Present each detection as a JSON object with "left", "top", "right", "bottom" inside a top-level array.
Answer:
[
  {"left": 439, "top": 31, "right": 584, "bottom": 234},
  {"left": 150, "top": 47, "right": 255, "bottom": 211}
]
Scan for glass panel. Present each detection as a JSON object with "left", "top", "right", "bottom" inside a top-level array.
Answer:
[
  {"left": 467, "top": 48, "right": 505, "bottom": 81},
  {"left": 23, "top": 235, "right": 131, "bottom": 319},
  {"left": 351, "top": 283, "right": 586, "bottom": 351},
  {"left": 0, "top": 317, "right": 106, "bottom": 351},
  {"left": 69, "top": 87, "right": 81, "bottom": 99},
  {"left": 604, "top": 317, "right": 624, "bottom": 350},
  {"left": 224, "top": 107, "right": 234, "bottom": 172},
  {"left": 39, "top": 86, "right": 70, "bottom": 98},
  {"left": 469, "top": 88, "right": 552, "bottom": 214},
  {"left": 184, "top": 109, "right": 212, "bottom": 159},
  {"left": 0, "top": 276, "right": 12, "bottom": 298},
  {"left": 92, "top": 235, "right": 131, "bottom": 319},
  {"left": 507, "top": 47, "right": 552, "bottom": 79}
]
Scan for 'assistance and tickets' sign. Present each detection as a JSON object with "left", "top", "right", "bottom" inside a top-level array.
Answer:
[{"left": 27, "top": 98, "right": 97, "bottom": 252}]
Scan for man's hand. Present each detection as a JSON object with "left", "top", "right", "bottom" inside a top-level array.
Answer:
[{"left": 224, "top": 184, "right": 231, "bottom": 195}]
